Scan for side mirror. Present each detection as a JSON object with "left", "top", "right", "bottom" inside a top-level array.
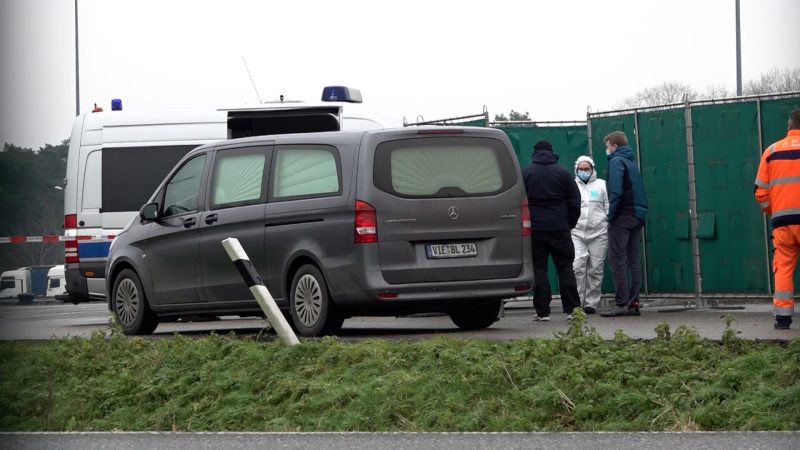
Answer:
[{"left": 140, "top": 203, "right": 159, "bottom": 221}]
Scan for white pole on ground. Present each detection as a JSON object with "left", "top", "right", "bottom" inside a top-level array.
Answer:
[{"left": 221, "top": 237, "right": 299, "bottom": 346}]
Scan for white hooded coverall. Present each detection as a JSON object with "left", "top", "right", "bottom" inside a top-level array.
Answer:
[{"left": 571, "top": 155, "right": 609, "bottom": 309}]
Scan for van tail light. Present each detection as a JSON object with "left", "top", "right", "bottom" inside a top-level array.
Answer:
[
  {"left": 354, "top": 200, "right": 378, "bottom": 243},
  {"left": 521, "top": 197, "right": 531, "bottom": 237},
  {"left": 64, "top": 214, "right": 78, "bottom": 264}
]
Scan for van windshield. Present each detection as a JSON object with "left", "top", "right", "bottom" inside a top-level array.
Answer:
[{"left": 373, "top": 137, "right": 517, "bottom": 198}]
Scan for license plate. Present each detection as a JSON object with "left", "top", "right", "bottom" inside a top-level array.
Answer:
[{"left": 426, "top": 242, "right": 478, "bottom": 259}]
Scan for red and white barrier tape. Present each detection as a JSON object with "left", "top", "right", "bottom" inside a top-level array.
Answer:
[{"left": 0, "top": 235, "right": 115, "bottom": 244}]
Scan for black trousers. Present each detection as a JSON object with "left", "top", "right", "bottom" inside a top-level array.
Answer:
[
  {"left": 531, "top": 230, "right": 581, "bottom": 317},
  {"left": 608, "top": 214, "right": 643, "bottom": 307}
]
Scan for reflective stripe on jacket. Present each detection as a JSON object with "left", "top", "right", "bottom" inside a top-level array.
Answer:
[{"left": 755, "top": 129, "right": 800, "bottom": 228}]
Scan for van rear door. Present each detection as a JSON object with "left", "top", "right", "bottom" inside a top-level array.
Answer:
[{"left": 368, "top": 132, "right": 525, "bottom": 284}]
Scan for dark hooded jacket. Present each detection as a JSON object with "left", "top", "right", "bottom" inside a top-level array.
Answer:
[
  {"left": 522, "top": 150, "right": 581, "bottom": 231},
  {"left": 606, "top": 145, "right": 648, "bottom": 223}
]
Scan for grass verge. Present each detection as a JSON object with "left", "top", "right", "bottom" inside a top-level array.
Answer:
[{"left": 0, "top": 312, "right": 798, "bottom": 431}]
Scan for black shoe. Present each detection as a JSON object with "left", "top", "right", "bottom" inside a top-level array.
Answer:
[
  {"left": 600, "top": 305, "right": 630, "bottom": 317},
  {"left": 628, "top": 300, "right": 641, "bottom": 316},
  {"left": 774, "top": 316, "right": 792, "bottom": 330},
  {"left": 583, "top": 306, "right": 597, "bottom": 315}
]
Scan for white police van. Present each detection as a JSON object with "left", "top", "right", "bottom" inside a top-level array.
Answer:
[{"left": 60, "top": 87, "right": 388, "bottom": 303}]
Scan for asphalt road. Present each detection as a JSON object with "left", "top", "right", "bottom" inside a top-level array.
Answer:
[
  {"left": 0, "top": 298, "right": 797, "bottom": 341},
  {"left": 1, "top": 431, "right": 798, "bottom": 450}
]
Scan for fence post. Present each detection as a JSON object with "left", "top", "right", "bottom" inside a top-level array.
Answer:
[
  {"left": 586, "top": 107, "right": 593, "bottom": 159},
  {"left": 632, "top": 110, "right": 649, "bottom": 295},
  {"left": 684, "top": 101, "right": 704, "bottom": 306},
  {"left": 755, "top": 98, "right": 773, "bottom": 296},
  {"left": 221, "top": 237, "right": 300, "bottom": 346}
]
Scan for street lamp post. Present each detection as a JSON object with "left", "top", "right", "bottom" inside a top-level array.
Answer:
[
  {"left": 736, "top": 0, "right": 742, "bottom": 96},
  {"left": 75, "top": 0, "right": 80, "bottom": 116}
]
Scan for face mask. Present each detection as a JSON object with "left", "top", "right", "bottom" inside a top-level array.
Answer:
[
  {"left": 577, "top": 170, "right": 591, "bottom": 182},
  {"left": 605, "top": 149, "right": 612, "bottom": 156}
]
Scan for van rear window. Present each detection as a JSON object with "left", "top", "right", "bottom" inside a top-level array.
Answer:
[
  {"left": 102, "top": 145, "right": 198, "bottom": 213},
  {"left": 373, "top": 137, "right": 517, "bottom": 198}
]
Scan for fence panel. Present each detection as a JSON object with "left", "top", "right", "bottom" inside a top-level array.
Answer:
[
  {"left": 638, "top": 108, "right": 694, "bottom": 292},
  {"left": 692, "top": 101, "right": 766, "bottom": 292},
  {"left": 588, "top": 114, "right": 641, "bottom": 293},
  {"left": 759, "top": 96, "right": 800, "bottom": 291}
]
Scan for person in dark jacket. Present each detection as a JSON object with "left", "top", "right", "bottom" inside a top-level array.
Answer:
[
  {"left": 600, "top": 131, "right": 649, "bottom": 317},
  {"left": 522, "top": 140, "right": 582, "bottom": 321}
]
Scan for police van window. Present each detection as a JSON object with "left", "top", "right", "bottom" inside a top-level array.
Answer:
[
  {"left": 81, "top": 151, "right": 102, "bottom": 211},
  {"left": 163, "top": 155, "right": 207, "bottom": 217},
  {"left": 102, "top": 145, "right": 198, "bottom": 213},
  {"left": 211, "top": 149, "right": 267, "bottom": 209},
  {"left": 271, "top": 146, "right": 341, "bottom": 199}
]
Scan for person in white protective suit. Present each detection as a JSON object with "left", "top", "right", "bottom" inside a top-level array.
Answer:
[{"left": 571, "top": 155, "right": 609, "bottom": 314}]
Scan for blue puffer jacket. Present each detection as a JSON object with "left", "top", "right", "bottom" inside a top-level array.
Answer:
[{"left": 606, "top": 145, "right": 648, "bottom": 223}]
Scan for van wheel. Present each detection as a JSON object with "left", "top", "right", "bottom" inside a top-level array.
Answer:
[
  {"left": 289, "top": 265, "right": 344, "bottom": 337},
  {"left": 112, "top": 269, "right": 159, "bottom": 335},
  {"left": 449, "top": 299, "right": 502, "bottom": 330}
]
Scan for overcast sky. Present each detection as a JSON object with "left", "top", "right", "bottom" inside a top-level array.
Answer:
[{"left": 1, "top": 0, "right": 798, "bottom": 150}]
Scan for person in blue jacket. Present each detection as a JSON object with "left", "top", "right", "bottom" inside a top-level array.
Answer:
[
  {"left": 522, "top": 140, "right": 582, "bottom": 321},
  {"left": 600, "top": 131, "right": 649, "bottom": 317}
]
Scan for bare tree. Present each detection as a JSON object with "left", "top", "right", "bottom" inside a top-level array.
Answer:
[
  {"left": 613, "top": 67, "right": 800, "bottom": 110},
  {"left": 743, "top": 66, "right": 800, "bottom": 95},
  {"left": 614, "top": 81, "right": 697, "bottom": 109}
]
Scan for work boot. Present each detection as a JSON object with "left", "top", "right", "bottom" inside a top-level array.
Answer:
[
  {"left": 600, "top": 304, "right": 630, "bottom": 317},
  {"left": 628, "top": 299, "right": 641, "bottom": 316},
  {"left": 774, "top": 316, "right": 792, "bottom": 330}
]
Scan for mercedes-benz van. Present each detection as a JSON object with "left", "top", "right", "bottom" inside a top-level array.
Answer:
[{"left": 106, "top": 126, "right": 532, "bottom": 336}]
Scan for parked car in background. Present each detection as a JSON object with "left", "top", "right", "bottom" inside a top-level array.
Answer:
[{"left": 106, "top": 126, "right": 532, "bottom": 336}]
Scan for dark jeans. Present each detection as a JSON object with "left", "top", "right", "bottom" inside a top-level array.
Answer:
[
  {"left": 608, "top": 214, "right": 643, "bottom": 307},
  {"left": 531, "top": 230, "right": 581, "bottom": 317}
]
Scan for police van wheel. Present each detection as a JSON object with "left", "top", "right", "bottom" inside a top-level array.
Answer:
[
  {"left": 112, "top": 269, "right": 159, "bottom": 335},
  {"left": 289, "top": 265, "right": 344, "bottom": 337},
  {"left": 449, "top": 299, "right": 502, "bottom": 330}
]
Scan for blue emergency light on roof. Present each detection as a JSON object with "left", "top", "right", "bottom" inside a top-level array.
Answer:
[
  {"left": 111, "top": 99, "right": 123, "bottom": 111},
  {"left": 322, "top": 86, "right": 363, "bottom": 103}
]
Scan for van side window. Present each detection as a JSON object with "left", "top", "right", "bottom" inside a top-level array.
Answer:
[
  {"left": 82, "top": 150, "right": 102, "bottom": 211},
  {"left": 163, "top": 155, "right": 207, "bottom": 217},
  {"left": 272, "top": 146, "right": 341, "bottom": 199},
  {"left": 210, "top": 148, "right": 267, "bottom": 209}
]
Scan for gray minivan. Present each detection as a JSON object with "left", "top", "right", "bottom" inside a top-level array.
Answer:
[{"left": 106, "top": 127, "right": 533, "bottom": 336}]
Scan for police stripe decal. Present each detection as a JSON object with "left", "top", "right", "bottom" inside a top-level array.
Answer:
[{"left": 232, "top": 258, "right": 263, "bottom": 288}]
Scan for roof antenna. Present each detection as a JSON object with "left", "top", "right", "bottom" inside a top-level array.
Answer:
[{"left": 242, "top": 57, "right": 263, "bottom": 104}]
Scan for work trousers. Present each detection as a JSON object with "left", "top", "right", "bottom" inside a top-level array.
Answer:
[
  {"left": 772, "top": 224, "right": 799, "bottom": 318},
  {"left": 608, "top": 215, "right": 643, "bottom": 307},
  {"left": 572, "top": 233, "right": 608, "bottom": 309},
  {"left": 531, "top": 230, "right": 581, "bottom": 317}
]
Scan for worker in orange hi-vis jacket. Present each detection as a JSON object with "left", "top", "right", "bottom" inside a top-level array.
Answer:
[{"left": 755, "top": 107, "right": 800, "bottom": 330}]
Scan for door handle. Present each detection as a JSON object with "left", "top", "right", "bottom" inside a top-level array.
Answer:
[
  {"left": 205, "top": 214, "right": 219, "bottom": 225},
  {"left": 183, "top": 217, "right": 197, "bottom": 228}
]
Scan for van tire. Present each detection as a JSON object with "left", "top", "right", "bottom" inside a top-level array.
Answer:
[
  {"left": 289, "top": 264, "right": 344, "bottom": 337},
  {"left": 112, "top": 269, "right": 159, "bottom": 335},
  {"left": 449, "top": 299, "right": 502, "bottom": 330}
]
